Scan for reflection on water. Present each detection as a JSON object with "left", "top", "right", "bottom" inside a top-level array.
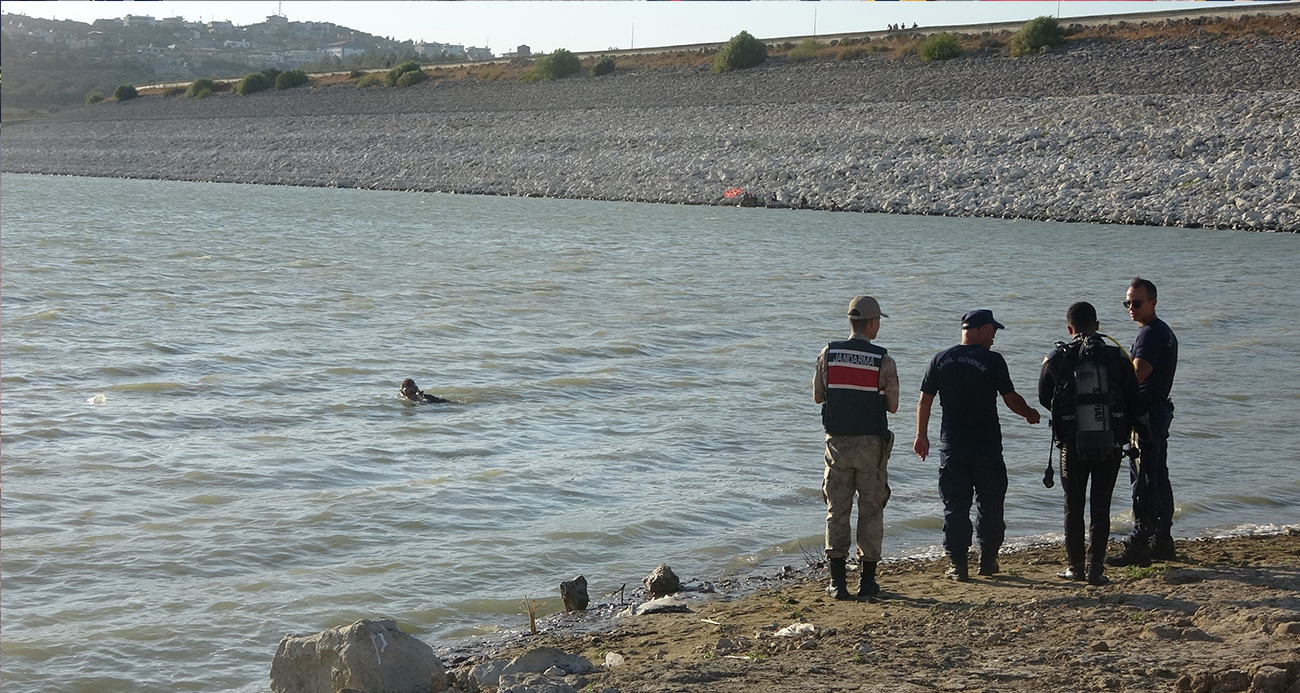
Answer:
[{"left": 2, "top": 173, "right": 1298, "bottom": 692}]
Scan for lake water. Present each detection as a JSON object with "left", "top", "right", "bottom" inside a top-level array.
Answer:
[{"left": 2, "top": 173, "right": 1298, "bottom": 692}]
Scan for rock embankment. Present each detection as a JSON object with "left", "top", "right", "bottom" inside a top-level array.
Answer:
[{"left": 3, "top": 37, "right": 1299, "bottom": 231}]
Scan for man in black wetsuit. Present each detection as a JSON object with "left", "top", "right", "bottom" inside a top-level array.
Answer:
[
  {"left": 1109, "top": 277, "right": 1179, "bottom": 566},
  {"left": 913, "top": 309, "right": 1042, "bottom": 581},
  {"left": 400, "top": 378, "right": 449, "bottom": 404},
  {"left": 1039, "top": 302, "right": 1147, "bottom": 586}
]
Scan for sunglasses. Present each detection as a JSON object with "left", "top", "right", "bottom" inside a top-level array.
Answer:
[{"left": 1123, "top": 300, "right": 1145, "bottom": 310}]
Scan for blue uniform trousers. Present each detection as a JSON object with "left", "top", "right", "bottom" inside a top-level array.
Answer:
[
  {"left": 1129, "top": 398, "right": 1174, "bottom": 543},
  {"left": 938, "top": 448, "right": 1007, "bottom": 557}
]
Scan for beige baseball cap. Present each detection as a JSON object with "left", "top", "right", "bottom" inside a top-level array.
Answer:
[{"left": 847, "top": 295, "right": 887, "bottom": 319}]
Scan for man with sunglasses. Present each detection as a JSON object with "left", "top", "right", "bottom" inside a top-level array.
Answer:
[{"left": 1108, "top": 277, "right": 1179, "bottom": 567}]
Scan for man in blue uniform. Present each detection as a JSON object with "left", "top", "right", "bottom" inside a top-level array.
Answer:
[
  {"left": 1038, "top": 302, "right": 1147, "bottom": 585},
  {"left": 913, "top": 309, "right": 1041, "bottom": 581},
  {"left": 1109, "top": 277, "right": 1179, "bottom": 566},
  {"left": 814, "top": 296, "right": 900, "bottom": 600}
]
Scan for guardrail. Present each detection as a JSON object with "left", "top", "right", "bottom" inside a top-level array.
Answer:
[{"left": 138, "top": 2, "right": 1295, "bottom": 92}]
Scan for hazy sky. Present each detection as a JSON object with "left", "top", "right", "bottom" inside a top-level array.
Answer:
[{"left": 5, "top": 1, "right": 1258, "bottom": 53}]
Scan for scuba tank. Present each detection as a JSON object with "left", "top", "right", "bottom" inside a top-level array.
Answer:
[{"left": 1050, "top": 334, "right": 1124, "bottom": 462}]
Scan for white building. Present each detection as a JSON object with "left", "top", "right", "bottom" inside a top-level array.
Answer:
[
  {"left": 325, "top": 41, "right": 366, "bottom": 58},
  {"left": 122, "top": 15, "right": 157, "bottom": 28}
]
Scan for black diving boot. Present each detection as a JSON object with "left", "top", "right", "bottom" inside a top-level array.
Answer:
[
  {"left": 857, "top": 562, "right": 880, "bottom": 601},
  {"left": 825, "top": 557, "right": 852, "bottom": 600}
]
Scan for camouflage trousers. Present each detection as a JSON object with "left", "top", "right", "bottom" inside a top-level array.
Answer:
[{"left": 822, "top": 431, "right": 894, "bottom": 562}]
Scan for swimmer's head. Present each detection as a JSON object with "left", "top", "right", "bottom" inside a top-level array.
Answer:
[{"left": 400, "top": 379, "right": 420, "bottom": 398}]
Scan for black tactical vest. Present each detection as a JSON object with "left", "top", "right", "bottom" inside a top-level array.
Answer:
[{"left": 822, "top": 339, "right": 889, "bottom": 436}]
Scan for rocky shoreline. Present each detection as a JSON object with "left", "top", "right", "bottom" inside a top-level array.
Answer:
[
  {"left": 3, "top": 34, "right": 1299, "bottom": 232},
  {"left": 270, "top": 531, "right": 1300, "bottom": 693}
]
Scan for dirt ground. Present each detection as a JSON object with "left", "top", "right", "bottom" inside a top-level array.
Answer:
[{"left": 486, "top": 532, "right": 1300, "bottom": 693}]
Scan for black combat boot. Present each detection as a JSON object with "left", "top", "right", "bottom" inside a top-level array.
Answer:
[
  {"left": 825, "top": 557, "right": 852, "bottom": 600},
  {"left": 1086, "top": 564, "right": 1110, "bottom": 586},
  {"left": 1105, "top": 540, "right": 1151, "bottom": 568},
  {"left": 978, "top": 549, "right": 1000, "bottom": 576},
  {"left": 945, "top": 552, "right": 969, "bottom": 582},
  {"left": 1150, "top": 535, "right": 1177, "bottom": 561},
  {"left": 857, "top": 562, "right": 880, "bottom": 601}
]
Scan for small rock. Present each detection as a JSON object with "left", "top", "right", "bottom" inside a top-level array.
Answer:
[
  {"left": 604, "top": 652, "right": 625, "bottom": 668},
  {"left": 643, "top": 564, "right": 680, "bottom": 596},
  {"left": 1282, "top": 622, "right": 1300, "bottom": 635},
  {"left": 1091, "top": 641, "right": 1111, "bottom": 652},
  {"left": 714, "top": 637, "right": 736, "bottom": 655},
  {"left": 543, "top": 666, "right": 565, "bottom": 677},
  {"left": 559, "top": 576, "right": 589, "bottom": 612}
]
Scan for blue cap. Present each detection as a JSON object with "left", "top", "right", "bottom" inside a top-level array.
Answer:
[{"left": 961, "top": 309, "right": 1005, "bottom": 330}]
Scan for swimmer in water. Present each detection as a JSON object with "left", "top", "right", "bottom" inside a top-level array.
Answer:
[{"left": 400, "top": 378, "right": 450, "bottom": 404}]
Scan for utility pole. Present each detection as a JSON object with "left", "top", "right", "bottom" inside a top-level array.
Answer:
[
  {"left": 631, "top": 23, "right": 635, "bottom": 50},
  {"left": 814, "top": 8, "right": 817, "bottom": 36}
]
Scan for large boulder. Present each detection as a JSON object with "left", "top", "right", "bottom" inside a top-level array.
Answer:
[{"left": 269, "top": 618, "right": 446, "bottom": 693}]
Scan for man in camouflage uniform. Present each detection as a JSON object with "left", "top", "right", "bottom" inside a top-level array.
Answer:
[{"left": 814, "top": 296, "right": 900, "bottom": 600}]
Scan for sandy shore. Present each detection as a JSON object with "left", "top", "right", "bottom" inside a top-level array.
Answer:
[
  {"left": 445, "top": 531, "right": 1300, "bottom": 693},
  {"left": 3, "top": 32, "right": 1299, "bottom": 232}
]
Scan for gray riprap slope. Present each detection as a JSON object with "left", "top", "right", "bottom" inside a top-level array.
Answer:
[{"left": 4, "top": 37, "right": 1299, "bottom": 231}]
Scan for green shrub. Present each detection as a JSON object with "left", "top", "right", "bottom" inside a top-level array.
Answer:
[
  {"left": 236, "top": 72, "right": 274, "bottom": 95},
  {"left": 787, "top": 38, "right": 824, "bottom": 63},
  {"left": 275, "top": 69, "right": 309, "bottom": 90},
  {"left": 1010, "top": 16, "right": 1065, "bottom": 57},
  {"left": 713, "top": 31, "right": 768, "bottom": 73},
  {"left": 85, "top": 91, "right": 105, "bottom": 105},
  {"left": 385, "top": 60, "right": 423, "bottom": 86},
  {"left": 163, "top": 86, "right": 186, "bottom": 97},
  {"left": 356, "top": 73, "right": 384, "bottom": 87},
  {"left": 836, "top": 46, "right": 868, "bottom": 61},
  {"left": 394, "top": 69, "right": 427, "bottom": 87},
  {"left": 261, "top": 67, "right": 282, "bottom": 82},
  {"left": 348, "top": 69, "right": 365, "bottom": 79},
  {"left": 522, "top": 48, "right": 582, "bottom": 82},
  {"left": 187, "top": 78, "right": 216, "bottom": 98},
  {"left": 112, "top": 84, "right": 138, "bottom": 101},
  {"left": 591, "top": 55, "right": 616, "bottom": 77},
  {"left": 918, "top": 33, "right": 963, "bottom": 62}
]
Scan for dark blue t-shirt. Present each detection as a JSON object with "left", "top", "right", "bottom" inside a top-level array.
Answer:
[
  {"left": 920, "top": 344, "right": 1016, "bottom": 452},
  {"left": 1131, "top": 317, "right": 1178, "bottom": 403}
]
